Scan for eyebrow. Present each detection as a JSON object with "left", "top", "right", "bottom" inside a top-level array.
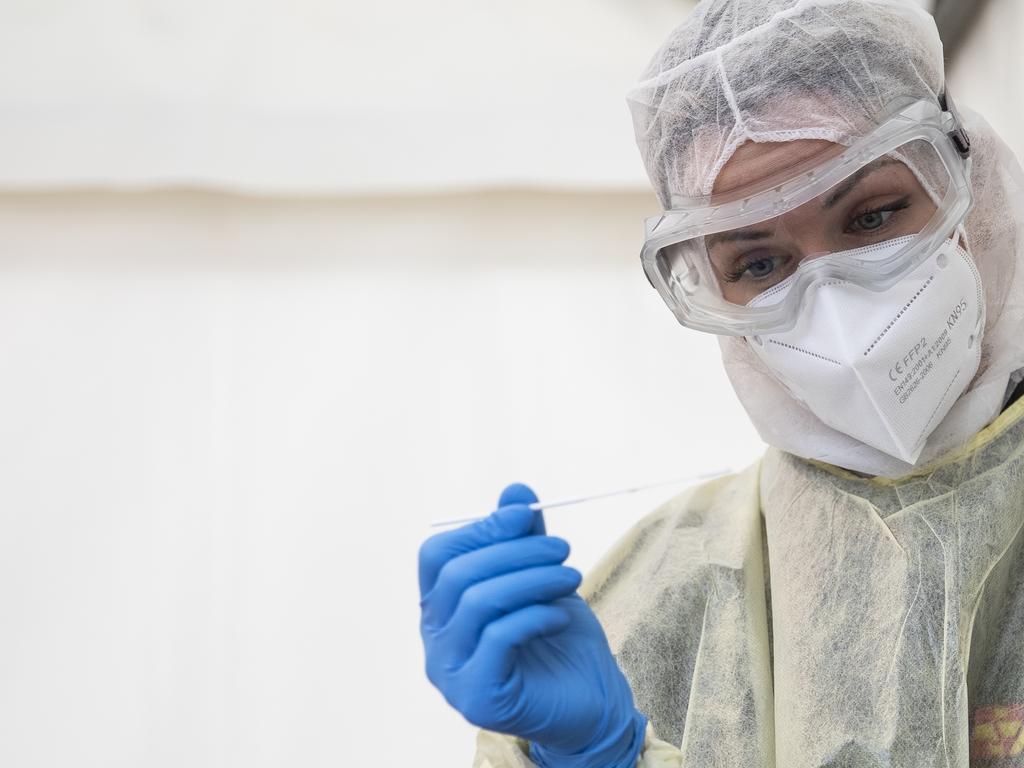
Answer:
[
  {"left": 705, "top": 228, "right": 773, "bottom": 250},
  {"left": 704, "top": 156, "right": 902, "bottom": 251},
  {"left": 822, "top": 156, "right": 900, "bottom": 209}
]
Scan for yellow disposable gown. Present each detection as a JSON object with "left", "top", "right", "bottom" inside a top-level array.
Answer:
[{"left": 474, "top": 397, "right": 1024, "bottom": 767}]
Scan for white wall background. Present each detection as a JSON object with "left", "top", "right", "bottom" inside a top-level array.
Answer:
[
  {"left": 0, "top": 1, "right": 1020, "bottom": 767},
  {"left": 0, "top": 0, "right": 687, "bottom": 193},
  {"left": 0, "top": 188, "right": 763, "bottom": 767}
]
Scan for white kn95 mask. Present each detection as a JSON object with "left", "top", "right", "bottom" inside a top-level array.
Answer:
[{"left": 746, "top": 235, "right": 985, "bottom": 465}]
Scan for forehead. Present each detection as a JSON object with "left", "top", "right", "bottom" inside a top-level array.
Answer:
[{"left": 712, "top": 139, "right": 845, "bottom": 196}]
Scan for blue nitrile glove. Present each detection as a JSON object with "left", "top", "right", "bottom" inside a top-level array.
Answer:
[{"left": 418, "top": 483, "right": 647, "bottom": 768}]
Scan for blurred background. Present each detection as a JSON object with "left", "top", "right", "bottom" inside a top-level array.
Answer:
[{"left": 0, "top": 1, "right": 1020, "bottom": 765}]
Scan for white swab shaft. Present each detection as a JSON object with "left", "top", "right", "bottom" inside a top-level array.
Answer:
[{"left": 428, "top": 470, "right": 729, "bottom": 529}]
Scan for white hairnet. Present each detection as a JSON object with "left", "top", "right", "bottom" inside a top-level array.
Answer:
[{"left": 627, "top": 0, "right": 1024, "bottom": 477}]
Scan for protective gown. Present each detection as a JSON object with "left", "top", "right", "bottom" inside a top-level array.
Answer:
[{"left": 474, "top": 394, "right": 1024, "bottom": 767}]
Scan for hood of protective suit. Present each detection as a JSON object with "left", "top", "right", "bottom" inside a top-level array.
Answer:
[{"left": 626, "top": 0, "right": 1024, "bottom": 477}]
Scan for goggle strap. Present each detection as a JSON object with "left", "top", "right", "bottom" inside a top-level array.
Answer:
[{"left": 939, "top": 88, "right": 972, "bottom": 159}]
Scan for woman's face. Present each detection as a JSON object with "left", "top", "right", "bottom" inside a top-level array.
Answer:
[{"left": 707, "top": 139, "right": 940, "bottom": 305}]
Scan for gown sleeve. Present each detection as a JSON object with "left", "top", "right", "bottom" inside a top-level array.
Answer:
[
  {"left": 469, "top": 465, "right": 765, "bottom": 767},
  {"left": 472, "top": 722, "right": 684, "bottom": 768}
]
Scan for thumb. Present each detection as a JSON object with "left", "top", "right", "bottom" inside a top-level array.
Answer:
[{"left": 498, "top": 482, "right": 546, "bottom": 536}]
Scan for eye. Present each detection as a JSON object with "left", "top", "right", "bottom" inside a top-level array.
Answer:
[
  {"left": 746, "top": 258, "right": 776, "bottom": 278},
  {"left": 852, "top": 209, "right": 890, "bottom": 231},
  {"left": 723, "top": 252, "right": 789, "bottom": 283},
  {"left": 847, "top": 197, "right": 911, "bottom": 234}
]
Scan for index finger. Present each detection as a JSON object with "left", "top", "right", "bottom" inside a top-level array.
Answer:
[
  {"left": 418, "top": 484, "right": 544, "bottom": 598},
  {"left": 497, "top": 483, "right": 546, "bottom": 536}
]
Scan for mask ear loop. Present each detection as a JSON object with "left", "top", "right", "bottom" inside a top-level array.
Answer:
[
  {"left": 956, "top": 223, "right": 972, "bottom": 255},
  {"left": 950, "top": 221, "right": 987, "bottom": 356}
]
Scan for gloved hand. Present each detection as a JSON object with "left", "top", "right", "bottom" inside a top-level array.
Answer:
[{"left": 418, "top": 483, "right": 647, "bottom": 768}]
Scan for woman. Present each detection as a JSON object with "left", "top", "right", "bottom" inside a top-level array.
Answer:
[{"left": 419, "top": 1, "right": 1024, "bottom": 765}]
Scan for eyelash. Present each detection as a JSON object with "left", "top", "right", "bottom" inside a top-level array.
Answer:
[
  {"left": 846, "top": 196, "right": 911, "bottom": 234},
  {"left": 722, "top": 197, "right": 914, "bottom": 283},
  {"left": 723, "top": 257, "right": 782, "bottom": 284}
]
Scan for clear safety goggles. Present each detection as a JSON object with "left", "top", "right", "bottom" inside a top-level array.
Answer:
[{"left": 640, "top": 96, "right": 974, "bottom": 336}]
